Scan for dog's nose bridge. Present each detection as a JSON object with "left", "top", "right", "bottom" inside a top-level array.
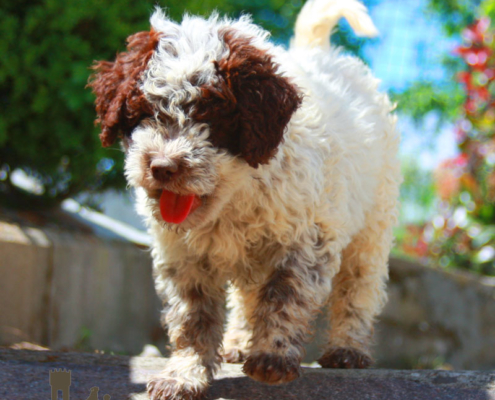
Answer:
[{"left": 150, "top": 158, "right": 180, "bottom": 182}]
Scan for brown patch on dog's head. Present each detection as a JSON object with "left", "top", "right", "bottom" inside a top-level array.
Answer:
[
  {"left": 191, "top": 29, "right": 303, "bottom": 168},
  {"left": 88, "top": 29, "right": 162, "bottom": 147}
]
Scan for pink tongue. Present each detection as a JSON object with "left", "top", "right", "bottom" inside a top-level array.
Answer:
[{"left": 159, "top": 190, "right": 196, "bottom": 224}]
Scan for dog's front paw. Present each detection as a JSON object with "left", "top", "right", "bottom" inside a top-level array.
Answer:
[
  {"left": 222, "top": 347, "right": 245, "bottom": 363},
  {"left": 147, "top": 376, "right": 207, "bottom": 400},
  {"left": 318, "top": 347, "right": 373, "bottom": 369},
  {"left": 242, "top": 352, "right": 301, "bottom": 385}
]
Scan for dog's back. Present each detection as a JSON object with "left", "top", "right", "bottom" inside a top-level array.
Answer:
[{"left": 271, "top": 0, "right": 400, "bottom": 240}]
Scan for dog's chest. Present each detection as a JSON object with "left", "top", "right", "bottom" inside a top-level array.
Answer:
[{"left": 189, "top": 215, "right": 287, "bottom": 280}]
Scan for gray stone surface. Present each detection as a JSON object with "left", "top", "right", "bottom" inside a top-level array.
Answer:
[
  {"left": 46, "top": 230, "right": 162, "bottom": 354},
  {"left": 1, "top": 349, "right": 494, "bottom": 400}
]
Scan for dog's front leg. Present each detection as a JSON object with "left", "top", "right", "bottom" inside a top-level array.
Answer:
[
  {"left": 242, "top": 249, "right": 334, "bottom": 385},
  {"left": 148, "top": 261, "right": 225, "bottom": 400}
]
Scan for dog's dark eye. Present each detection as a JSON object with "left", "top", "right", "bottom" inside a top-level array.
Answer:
[
  {"left": 123, "top": 117, "right": 148, "bottom": 138},
  {"left": 123, "top": 128, "right": 135, "bottom": 138},
  {"left": 125, "top": 115, "right": 156, "bottom": 138}
]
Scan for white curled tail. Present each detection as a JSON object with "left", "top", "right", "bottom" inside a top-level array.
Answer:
[{"left": 293, "top": 0, "right": 378, "bottom": 50}]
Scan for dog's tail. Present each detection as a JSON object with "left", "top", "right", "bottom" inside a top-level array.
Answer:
[{"left": 293, "top": 0, "right": 378, "bottom": 50}]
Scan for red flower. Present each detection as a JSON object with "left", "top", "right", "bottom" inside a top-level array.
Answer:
[
  {"left": 462, "top": 17, "right": 491, "bottom": 44},
  {"left": 455, "top": 127, "right": 467, "bottom": 143},
  {"left": 456, "top": 47, "right": 491, "bottom": 69},
  {"left": 475, "top": 86, "right": 490, "bottom": 101},
  {"left": 457, "top": 71, "right": 473, "bottom": 89},
  {"left": 464, "top": 99, "right": 477, "bottom": 114},
  {"left": 454, "top": 153, "right": 469, "bottom": 167},
  {"left": 435, "top": 155, "right": 468, "bottom": 201}
]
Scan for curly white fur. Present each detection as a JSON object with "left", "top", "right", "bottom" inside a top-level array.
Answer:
[{"left": 119, "top": 1, "right": 401, "bottom": 399}]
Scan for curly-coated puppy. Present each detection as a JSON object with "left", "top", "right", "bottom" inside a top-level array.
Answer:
[{"left": 89, "top": 0, "right": 401, "bottom": 398}]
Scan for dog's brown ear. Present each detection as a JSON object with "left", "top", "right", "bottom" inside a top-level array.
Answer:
[
  {"left": 88, "top": 30, "right": 161, "bottom": 147},
  {"left": 192, "top": 29, "right": 303, "bottom": 168}
]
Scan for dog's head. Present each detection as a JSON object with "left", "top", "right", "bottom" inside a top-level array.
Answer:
[{"left": 88, "top": 11, "right": 302, "bottom": 228}]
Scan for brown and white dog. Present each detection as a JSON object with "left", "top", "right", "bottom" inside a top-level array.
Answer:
[{"left": 89, "top": 1, "right": 401, "bottom": 399}]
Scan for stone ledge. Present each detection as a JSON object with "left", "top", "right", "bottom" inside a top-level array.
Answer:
[{"left": 1, "top": 349, "right": 494, "bottom": 400}]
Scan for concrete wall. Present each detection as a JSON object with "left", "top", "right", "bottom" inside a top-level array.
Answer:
[
  {"left": 0, "top": 223, "right": 51, "bottom": 346},
  {"left": 0, "top": 221, "right": 162, "bottom": 354},
  {"left": 374, "top": 258, "right": 495, "bottom": 370},
  {"left": 1, "top": 220, "right": 495, "bottom": 369},
  {"left": 304, "top": 257, "right": 495, "bottom": 369}
]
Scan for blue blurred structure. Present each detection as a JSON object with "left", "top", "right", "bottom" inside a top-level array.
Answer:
[{"left": 364, "top": 0, "right": 457, "bottom": 91}]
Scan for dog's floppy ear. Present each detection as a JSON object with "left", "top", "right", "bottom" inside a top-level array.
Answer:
[
  {"left": 88, "top": 30, "right": 161, "bottom": 147},
  {"left": 192, "top": 29, "right": 303, "bottom": 168}
]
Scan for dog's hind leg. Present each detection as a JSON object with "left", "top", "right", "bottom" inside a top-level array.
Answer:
[
  {"left": 222, "top": 284, "right": 252, "bottom": 363},
  {"left": 318, "top": 178, "right": 399, "bottom": 369}
]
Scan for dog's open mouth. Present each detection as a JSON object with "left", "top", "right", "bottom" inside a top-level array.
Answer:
[{"left": 159, "top": 189, "right": 202, "bottom": 224}]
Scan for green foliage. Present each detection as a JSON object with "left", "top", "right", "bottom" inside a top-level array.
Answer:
[
  {"left": 391, "top": 80, "right": 465, "bottom": 128},
  {"left": 426, "top": 0, "right": 480, "bottom": 36},
  {"left": 483, "top": 1, "right": 495, "bottom": 19},
  {"left": 393, "top": 158, "right": 435, "bottom": 261},
  {"left": 75, "top": 326, "right": 93, "bottom": 351},
  {"left": 400, "top": 158, "right": 437, "bottom": 223},
  {"left": 0, "top": 0, "right": 155, "bottom": 206},
  {"left": 0, "top": 0, "right": 374, "bottom": 208}
]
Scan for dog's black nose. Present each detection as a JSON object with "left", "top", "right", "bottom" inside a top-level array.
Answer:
[{"left": 150, "top": 159, "right": 179, "bottom": 182}]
